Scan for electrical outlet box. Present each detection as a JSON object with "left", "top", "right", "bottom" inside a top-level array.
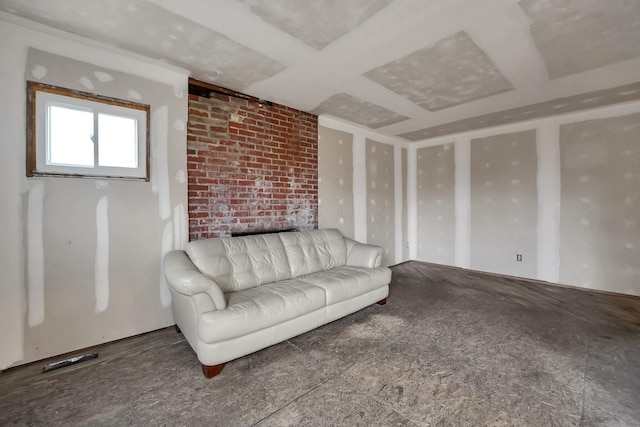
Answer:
[{"left": 516, "top": 254, "right": 523, "bottom": 262}]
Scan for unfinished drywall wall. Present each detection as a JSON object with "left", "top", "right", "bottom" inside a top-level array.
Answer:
[
  {"left": 0, "top": 20, "right": 187, "bottom": 369},
  {"left": 411, "top": 101, "right": 640, "bottom": 296},
  {"left": 416, "top": 144, "right": 456, "bottom": 264},
  {"left": 469, "top": 131, "right": 538, "bottom": 278},
  {"left": 559, "top": 113, "right": 640, "bottom": 295},
  {"left": 366, "top": 139, "right": 395, "bottom": 266},
  {"left": 318, "top": 126, "right": 354, "bottom": 238},
  {"left": 317, "top": 118, "right": 407, "bottom": 265}
]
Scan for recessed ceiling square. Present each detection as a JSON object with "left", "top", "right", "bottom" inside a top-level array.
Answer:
[
  {"left": 365, "top": 31, "right": 514, "bottom": 111},
  {"left": 312, "top": 94, "right": 409, "bottom": 128},
  {"left": 0, "top": 0, "right": 285, "bottom": 90},
  {"left": 242, "top": 0, "right": 394, "bottom": 50},
  {"left": 520, "top": 0, "right": 640, "bottom": 79}
]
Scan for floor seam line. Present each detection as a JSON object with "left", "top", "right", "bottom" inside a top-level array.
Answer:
[
  {"left": 249, "top": 358, "right": 361, "bottom": 426},
  {"left": 286, "top": 340, "right": 324, "bottom": 369},
  {"left": 578, "top": 324, "right": 591, "bottom": 426}
]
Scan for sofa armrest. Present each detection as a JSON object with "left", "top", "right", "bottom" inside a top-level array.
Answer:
[
  {"left": 344, "top": 238, "right": 384, "bottom": 268},
  {"left": 164, "top": 251, "right": 227, "bottom": 310}
]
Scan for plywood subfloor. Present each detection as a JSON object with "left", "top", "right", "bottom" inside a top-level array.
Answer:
[{"left": 1, "top": 261, "right": 639, "bottom": 425}]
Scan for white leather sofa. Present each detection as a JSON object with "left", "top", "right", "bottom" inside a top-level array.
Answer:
[{"left": 164, "top": 228, "right": 391, "bottom": 378}]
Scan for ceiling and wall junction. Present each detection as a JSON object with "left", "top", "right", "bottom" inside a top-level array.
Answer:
[{"left": 1, "top": 0, "right": 639, "bottom": 141}]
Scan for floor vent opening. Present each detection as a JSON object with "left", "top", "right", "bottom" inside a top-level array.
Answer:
[{"left": 43, "top": 353, "right": 99, "bottom": 373}]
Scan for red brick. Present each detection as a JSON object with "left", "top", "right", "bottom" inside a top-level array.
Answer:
[
  {"left": 186, "top": 92, "right": 318, "bottom": 240},
  {"left": 189, "top": 108, "right": 208, "bottom": 118}
]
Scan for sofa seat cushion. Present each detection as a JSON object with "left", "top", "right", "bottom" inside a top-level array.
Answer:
[
  {"left": 297, "top": 266, "right": 392, "bottom": 305},
  {"left": 198, "top": 281, "right": 326, "bottom": 344}
]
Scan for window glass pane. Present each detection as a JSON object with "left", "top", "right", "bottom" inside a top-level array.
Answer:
[
  {"left": 31, "top": 83, "right": 148, "bottom": 180},
  {"left": 98, "top": 114, "right": 138, "bottom": 168},
  {"left": 48, "top": 105, "right": 94, "bottom": 167}
]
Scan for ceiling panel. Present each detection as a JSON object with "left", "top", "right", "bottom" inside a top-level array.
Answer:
[
  {"left": 312, "top": 93, "right": 409, "bottom": 129},
  {"left": 242, "top": 0, "right": 394, "bottom": 50},
  {"left": 0, "top": 0, "right": 285, "bottom": 90},
  {"left": 400, "top": 82, "right": 640, "bottom": 140},
  {"left": 364, "top": 31, "right": 514, "bottom": 111},
  {"left": 520, "top": 0, "right": 640, "bottom": 79},
  {"left": 1, "top": 0, "right": 640, "bottom": 142}
]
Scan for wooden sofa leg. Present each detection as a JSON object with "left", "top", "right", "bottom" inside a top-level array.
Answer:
[
  {"left": 202, "top": 363, "right": 225, "bottom": 378},
  {"left": 377, "top": 298, "right": 387, "bottom": 305}
]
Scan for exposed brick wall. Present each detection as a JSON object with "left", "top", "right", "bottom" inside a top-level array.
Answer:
[{"left": 187, "top": 89, "right": 318, "bottom": 240}]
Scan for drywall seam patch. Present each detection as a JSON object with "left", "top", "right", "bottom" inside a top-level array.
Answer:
[
  {"left": 454, "top": 138, "right": 471, "bottom": 268},
  {"left": 152, "top": 105, "right": 171, "bottom": 220},
  {"left": 173, "top": 203, "right": 187, "bottom": 250},
  {"left": 353, "top": 132, "right": 367, "bottom": 242},
  {"left": 79, "top": 76, "right": 94, "bottom": 91},
  {"left": 536, "top": 123, "right": 561, "bottom": 282},
  {"left": 160, "top": 222, "right": 173, "bottom": 308},
  {"left": 407, "top": 144, "right": 417, "bottom": 259},
  {"left": 94, "top": 71, "right": 113, "bottom": 82},
  {"left": 95, "top": 195, "right": 109, "bottom": 314},
  {"left": 127, "top": 89, "right": 142, "bottom": 101},
  {"left": 27, "top": 180, "right": 45, "bottom": 327},
  {"left": 175, "top": 169, "right": 186, "bottom": 184},
  {"left": 394, "top": 144, "right": 403, "bottom": 264},
  {"left": 31, "top": 64, "right": 47, "bottom": 79},
  {"left": 180, "top": 204, "right": 187, "bottom": 249}
]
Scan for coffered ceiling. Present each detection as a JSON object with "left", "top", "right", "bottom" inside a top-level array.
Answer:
[{"left": 1, "top": 0, "right": 639, "bottom": 141}]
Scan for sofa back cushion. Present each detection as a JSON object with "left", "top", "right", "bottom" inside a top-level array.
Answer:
[
  {"left": 185, "top": 233, "right": 292, "bottom": 293},
  {"left": 279, "top": 229, "right": 347, "bottom": 277}
]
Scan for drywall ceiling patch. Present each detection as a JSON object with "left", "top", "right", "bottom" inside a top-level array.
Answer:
[
  {"left": 0, "top": 0, "right": 284, "bottom": 90},
  {"left": 243, "top": 0, "right": 394, "bottom": 50},
  {"left": 520, "top": 0, "right": 640, "bottom": 79},
  {"left": 365, "top": 31, "right": 514, "bottom": 112},
  {"left": 312, "top": 93, "right": 409, "bottom": 129}
]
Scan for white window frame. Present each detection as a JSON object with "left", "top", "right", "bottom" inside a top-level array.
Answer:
[{"left": 27, "top": 81, "right": 150, "bottom": 181}]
